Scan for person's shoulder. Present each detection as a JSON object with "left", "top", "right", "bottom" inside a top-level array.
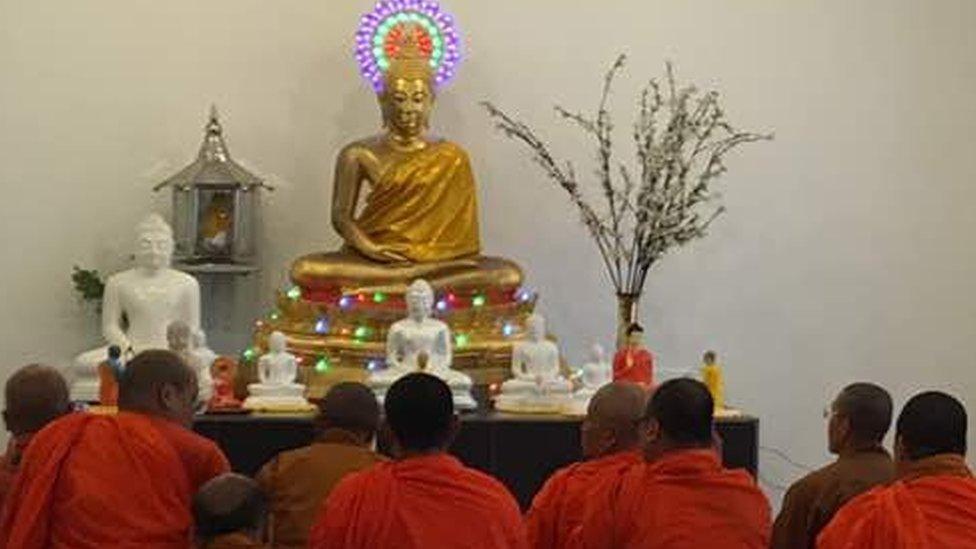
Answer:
[
  {"left": 152, "top": 418, "right": 223, "bottom": 458},
  {"left": 457, "top": 461, "right": 520, "bottom": 506},
  {"left": 785, "top": 461, "right": 839, "bottom": 498}
]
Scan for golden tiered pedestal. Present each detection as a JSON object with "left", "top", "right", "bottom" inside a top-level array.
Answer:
[{"left": 249, "top": 285, "right": 537, "bottom": 399}]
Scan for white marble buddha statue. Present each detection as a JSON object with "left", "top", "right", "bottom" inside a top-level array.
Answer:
[
  {"left": 568, "top": 343, "right": 613, "bottom": 415},
  {"left": 71, "top": 214, "right": 209, "bottom": 401},
  {"left": 367, "top": 279, "right": 476, "bottom": 410},
  {"left": 500, "top": 314, "right": 573, "bottom": 396},
  {"left": 495, "top": 314, "right": 572, "bottom": 413},
  {"left": 579, "top": 343, "right": 612, "bottom": 395},
  {"left": 166, "top": 321, "right": 213, "bottom": 405},
  {"left": 244, "top": 331, "right": 312, "bottom": 411}
]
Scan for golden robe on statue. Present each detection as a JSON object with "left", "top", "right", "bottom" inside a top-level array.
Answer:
[{"left": 357, "top": 141, "right": 480, "bottom": 262}]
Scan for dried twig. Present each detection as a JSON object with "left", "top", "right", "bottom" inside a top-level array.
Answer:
[{"left": 482, "top": 58, "right": 772, "bottom": 296}]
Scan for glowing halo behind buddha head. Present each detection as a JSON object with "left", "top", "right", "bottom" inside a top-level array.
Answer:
[{"left": 354, "top": 0, "right": 462, "bottom": 93}]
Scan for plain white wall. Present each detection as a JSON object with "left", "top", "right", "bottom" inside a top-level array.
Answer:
[{"left": 2, "top": 0, "right": 975, "bottom": 503}]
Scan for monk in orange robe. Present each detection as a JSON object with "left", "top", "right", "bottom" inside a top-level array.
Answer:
[
  {"left": 573, "top": 378, "right": 770, "bottom": 548},
  {"left": 526, "top": 382, "right": 647, "bottom": 549},
  {"left": 257, "top": 382, "right": 386, "bottom": 548},
  {"left": 0, "top": 364, "right": 71, "bottom": 510},
  {"left": 309, "top": 373, "right": 527, "bottom": 549},
  {"left": 0, "top": 350, "right": 229, "bottom": 548},
  {"left": 817, "top": 391, "right": 976, "bottom": 549}
]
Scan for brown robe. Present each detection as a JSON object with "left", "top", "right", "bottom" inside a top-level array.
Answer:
[
  {"left": 256, "top": 429, "right": 385, "bottom": 549},
  {"left": 771, "top": 446, "right": 894, "bottom": 549}
]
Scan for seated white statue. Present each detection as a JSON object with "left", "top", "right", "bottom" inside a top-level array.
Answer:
[
  {"left": 166, "top": 321, "right": 213, "bottom": 405},
  {"left": 192, "top": 328, "right": 217, "bottom": 392},
  {"left": 368, "top": 280, "right": 476, "bottom": 410},
  {"left": 578, "top": 343, "right": 612, "bottom": 396},
  {"left": 71, "top": 214, "right": 212, "bottom": 401},
  {"left": 567, "top": 343, "right": 613, "bottom": 416},
  {"left": 495, "top": 314, "right": 572, "bottom": 413},
  {"left": 244, "top": 331, "right": 311, "bottom": 411}
]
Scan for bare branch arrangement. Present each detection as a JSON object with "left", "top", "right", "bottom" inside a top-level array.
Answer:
[{"left": 483, "top": 55, "right": 772, "bottom": 296}]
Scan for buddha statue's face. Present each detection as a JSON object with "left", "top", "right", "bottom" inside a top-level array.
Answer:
[
  {"left": 590, "top": 343, "right": 606, "bottom": 363},
  {"left": 269, "top": 331, "right": 287, "bottom": 354},
  {"left": 406, "top": 280, "right": 434, "bottom": 320},
  {"left": 381, "top": 77, "right": 433, "bottom": 139},
  {"left": 135, "top": 228, "right": 174, "bottom": 271}
]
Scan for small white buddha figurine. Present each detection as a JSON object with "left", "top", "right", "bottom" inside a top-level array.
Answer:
[
  {"left": 166, "top": 321, "right": 212, "bottom": 404},
  {"left": 191, "top": 329, "right": 217, "bottom": 388},
  {"left": 500, "top": 314, "right": 573, "bottom": 395},
  {"left": 244, "top": 331, "right": 312, "bottom": 412},
  {"left": 579, "top": 343, "right": 612, "bottom": 394},
  {"left": 71, "top": 214, "right": 211, "bottom": 401},
  {"left": 368, "top": 279, "right": 476, "bottom": 410},
  {"left": 495, "top": 314, "right": 573, "bottom": 413},
  {"left": 567, "top": 343, "right": 613, "bottom": 416}
]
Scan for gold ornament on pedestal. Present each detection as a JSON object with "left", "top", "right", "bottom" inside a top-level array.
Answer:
[{"left": 250, "top": 1, "right": 536, "bottom": 397}]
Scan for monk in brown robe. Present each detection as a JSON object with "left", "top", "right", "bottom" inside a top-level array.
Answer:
[
  {"left": 772, "top": 383, "right": 895, "bottom": 549},
  {"left": 0, "top": 364, "right": 71, "bottom": 511},
  {"left": 308, "top": 373, "right": 527, "bottom": 548},
  {"left": 817, "top": 391, "right": 976, "bottom": 548},
  {"left": 0, "top": 350, "right": 229, "bottom": 548},
  {"left": 256, "top": 382, "right": 385, "bottom": 548},
  {"left": 193, "top": 473, "right": 267, "bottom": 549},
  {"left": 572, "top": 378, "right": 770, "bottom": 548},
  {"left": 526, "top": 382, "right": 646, "bottom": 549}
]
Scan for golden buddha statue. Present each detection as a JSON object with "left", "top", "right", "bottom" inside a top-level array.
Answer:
[
  {"left": 290, "top": 49, "right": 522, "bottom": 295},
  {"left": 253, "top": 15, "right": 535, "bottom": 396}
]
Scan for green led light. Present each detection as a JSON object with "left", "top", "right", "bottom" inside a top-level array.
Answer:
[
  {"left": 242, "top": 348, "right": 257, "bottom": 361},
  {"left": 287, "top": 286, "right": 302, "bottom": 300},
  {"left": 378, "top": 58, "right": 390, "bottom": 70},
  {"left": 472, "top": 295, "right": 486, "bottom": 307},
  {"left": 373, "top": 292, "right": 388, "bottom": 304},
  {"left": 373, "top": 35, "right": 384, "bottom": 46},
  {"left": 270, "top": 311, "right": 280, "bottom": 321},
  {"left": 455, "top": 333, "right": 470, "bottom": 349},
  {"left": 354, "top": 326, "right": 370, "bottom": 339},
  {"left": 315, "top": 357, "right": 330, "bottom": 373}
]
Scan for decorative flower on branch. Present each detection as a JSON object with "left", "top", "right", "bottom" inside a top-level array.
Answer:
[{"left": 483, "top": 55, "right": 772, "bottom": 295}]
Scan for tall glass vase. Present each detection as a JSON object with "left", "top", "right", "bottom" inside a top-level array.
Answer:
[{"left": 616, "top": 292, "right": 641, "bottom": 349}]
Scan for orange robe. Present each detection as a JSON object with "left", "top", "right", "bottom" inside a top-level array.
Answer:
[
  {"left": 816, "top": 454, "right": 976, "bottom": 549},
  {"left": 612, "top": 348, "right": 654, "bottom": 387},
  {"left": 0, "top": 411, "right": 229, "bottom": 548},
  {"left": 573, "top": 449, "right": 771, "bottom": 548},
  {"left": 308, "top": 453, "right": 527, "bottom": 549},
  {"left": 0, "top": 434, "right": 33, "bottom": 513},
  {"left": 526, "top": 450, "right": 642, "bottom": 549}
]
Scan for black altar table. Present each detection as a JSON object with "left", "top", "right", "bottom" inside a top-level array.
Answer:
[{"left": 194, "top": 412, "right": 758, "bottom": 509}]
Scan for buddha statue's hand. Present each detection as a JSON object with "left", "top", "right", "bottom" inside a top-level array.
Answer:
[{"left": 354, "top": 238, "right": 409, "bottom": 263}]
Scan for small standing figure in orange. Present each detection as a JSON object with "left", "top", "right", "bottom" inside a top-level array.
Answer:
[
  {"left": 612, "top": 324, "right": 654, "bottom": 389},
  {"left": 97, "top": 345, "right": 124, "bottom": 406},
  {"left": 208, "top": 357, "right": 242, "bottom": 411}
]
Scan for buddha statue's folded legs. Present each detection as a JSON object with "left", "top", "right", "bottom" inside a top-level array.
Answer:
[{"left": 290, "top": 249, "right": 524, "bottom": 299}]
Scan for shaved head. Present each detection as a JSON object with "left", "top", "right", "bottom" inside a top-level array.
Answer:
[
  {"left": 3, "top": 364, "right": 70, "bottom": 436},
  {"left": 319, "top": 382, "right": 381, "bottom": 442},
  {"left": 581, "top": 382, "right": 648, "bottom": 459},
  {"left": 829, "top": 383, "right": 892, "bottom": 453},
  {"left": 118, "top": 350, "right": 197, "bottom": 425},
  {"left": 193, "top": 473, "right": 266, "bottom": 541},
  {"left": 897, "top": 391, "right": 967, "bottom": 461}
]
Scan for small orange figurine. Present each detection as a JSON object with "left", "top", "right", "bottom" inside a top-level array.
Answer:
[
  {"left": 97, "top": 345, "right": 124, "bottom": 405},
  {"left": 208, "top": 356, "right": 243, "bottom": 411},
  {"left": 613, "top": 323, "right": 655, "bottom": 389}
]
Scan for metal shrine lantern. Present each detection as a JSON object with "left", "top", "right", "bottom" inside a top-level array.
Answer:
[{"left": 154, "top": 106, "right": 271, "bottom": 271}]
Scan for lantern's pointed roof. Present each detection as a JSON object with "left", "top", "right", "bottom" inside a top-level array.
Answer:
[{"left": 154, "top": 106, "right": 268, "bottom": 190}]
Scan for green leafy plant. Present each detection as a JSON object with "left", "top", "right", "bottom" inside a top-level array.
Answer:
[{"left": 71, "top": 266, "right": 105, "bottom": 304}]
